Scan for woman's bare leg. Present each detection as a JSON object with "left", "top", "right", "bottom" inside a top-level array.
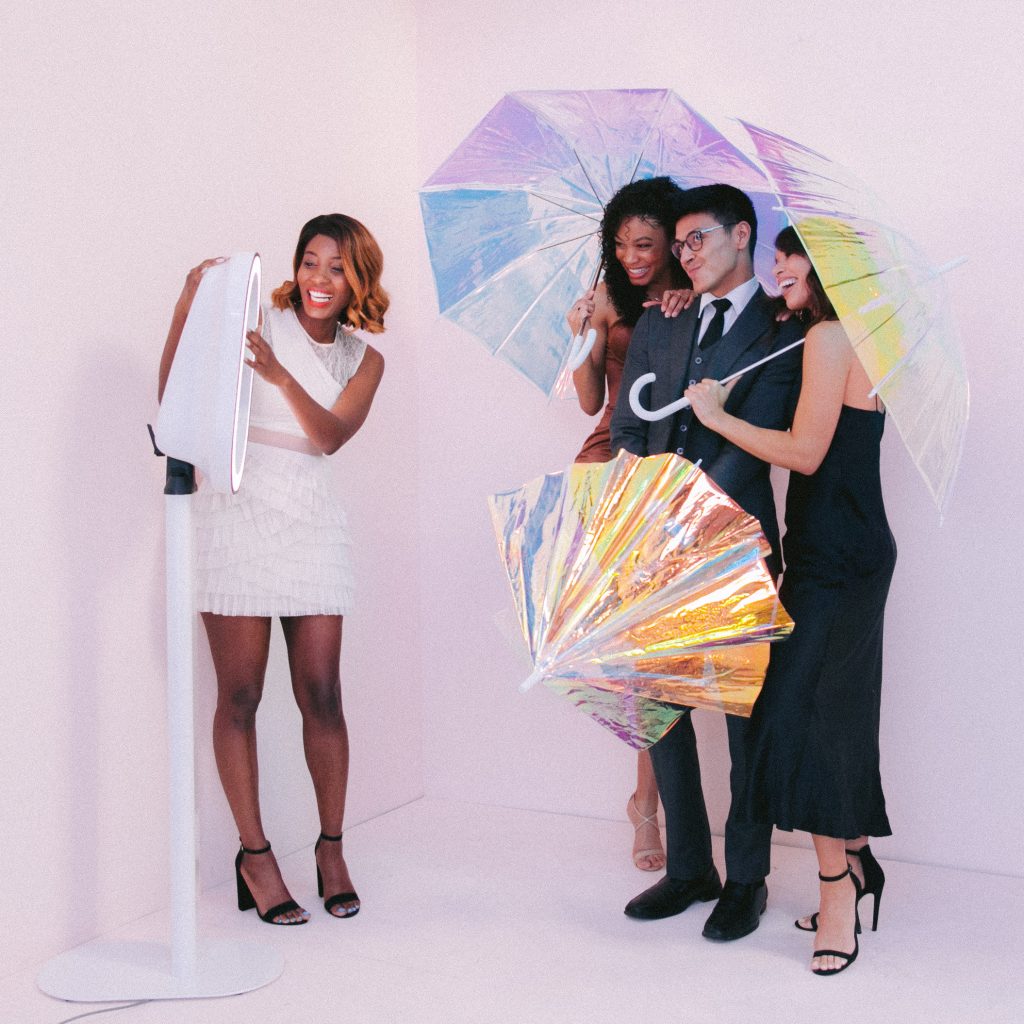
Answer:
[
  {"left": 202, "top": 613, "right": 307, "bottom": 923},
  {"left": 281, "top": 614, "right": 357, "bottom": 916},
  {"left": 810, "top": 834, "right": 858, "bottom": 973},
  {"left": 845, "top": 835, "right": 871, "bottom": 886},
  {"left": 629, "top": 749, "right": 665, "bottom": 870},
  {"left": 796, "top": 833, "right": 872, "bottom": 929}
]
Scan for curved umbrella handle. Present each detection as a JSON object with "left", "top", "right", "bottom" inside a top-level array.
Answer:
[
  {"left": 628, "top": 338, "right": 808, "bottom": 422},
  {"left": 628, "top": 372, "right": 690, "bottom": 421},
  {"left": 567, "top": 326, "right": 598, "bottom": 371}
]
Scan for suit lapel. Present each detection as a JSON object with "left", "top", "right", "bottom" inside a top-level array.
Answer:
[
  {"left": 640, "top": 305, "right": 698, "bottom": 454},
  {"left": 705, "top": 287, "right": 774, "bottom": 381},
  {"left": 662, "top": 304, "right": 700, "bottom": 403}
]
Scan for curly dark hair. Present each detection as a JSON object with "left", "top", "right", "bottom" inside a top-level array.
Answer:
[
  {"left": 775, "top": 226, "right": 836, "bottom": 325},
  {"left": 601, "top": 177, "right": 690, "bottom": 326}
]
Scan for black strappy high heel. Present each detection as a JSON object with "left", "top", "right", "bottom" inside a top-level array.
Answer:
[
  {"left": 811, "top": 866, "right": 861, "bottom": 977},
  {"left": 315, "top": 832, "right": 360, "bottom": 918},
  {"left": 235, "top": 842, "right": 308, "bottom": 925},
  {"left": 849, "top": 843, "right": 885, "bottom": 932},
  {"left": 795, "top": 843, "right": 885, "bottom": 932}
]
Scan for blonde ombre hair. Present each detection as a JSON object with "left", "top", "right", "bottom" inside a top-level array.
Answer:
[{"left": 271, "top": 213, "right": 389, "bottom": 333}]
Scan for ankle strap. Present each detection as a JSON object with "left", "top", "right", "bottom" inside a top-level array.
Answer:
[
  {"left": 818, "top": 867, "right": 850, "bottom": 883},
  {"left": 240, "top": 841, "right": 272, "bottom": 856},
  {"left": 318, "top": 832, "right": 343, "bottom": 843}
]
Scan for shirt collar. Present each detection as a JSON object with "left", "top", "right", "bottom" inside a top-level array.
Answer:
[{"left": 698, "top": 275, "right": 760, "bottom": 319}]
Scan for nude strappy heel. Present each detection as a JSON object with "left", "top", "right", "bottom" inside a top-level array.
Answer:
[{"left": 626, "top": 794, "right": 665, "bottom": 871}]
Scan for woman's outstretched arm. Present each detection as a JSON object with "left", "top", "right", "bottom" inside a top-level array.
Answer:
[
  {"left": 569, "top": 285, "right": 611, "bottom": 415},
  {"left": 158, "top": 257, "right": 226, "bottom": 401},
  {"left": 244, "top": 328, "right": 384, "bottom": 455},
  {"left": 685, "top": 321, "right": 852, "bottom": 475}
]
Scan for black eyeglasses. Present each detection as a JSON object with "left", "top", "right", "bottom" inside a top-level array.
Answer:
[{"left": 671, "top": 223, "right": 737, "bottom": 260}]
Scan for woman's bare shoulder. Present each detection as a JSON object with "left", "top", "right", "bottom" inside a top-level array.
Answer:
[
  {"left": 359, "top": 342, "right": 385, "bottom": 377},
  {"left": 805, "top": 318, "right": 848, "bottom": 347},
  {"left": 592, "top": 281, "right": 617, "bottom": 325}
]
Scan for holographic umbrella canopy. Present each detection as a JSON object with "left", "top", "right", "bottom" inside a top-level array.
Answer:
[
  {"left": 488, "top": 450, "right": 794, "bottom": 748},
  {"left": 421, "top": 89, "right": 786, "bottom": 397},
  {"left": 741, "top": 121, "right": 969, "bottom": 513}
]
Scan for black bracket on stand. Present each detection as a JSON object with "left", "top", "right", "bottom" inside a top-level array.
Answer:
[{"left": 148, "top": 424, "right": 196, "bottom": 495}]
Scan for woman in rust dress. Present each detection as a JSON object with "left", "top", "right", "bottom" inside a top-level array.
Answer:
[{"left": 566, "top": 177, "right": 692, "bottom": 870}]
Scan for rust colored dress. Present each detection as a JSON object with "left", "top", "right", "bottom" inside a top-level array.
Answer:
[{"left": 574, "top": 321, "right": 633, "bottom": 463}]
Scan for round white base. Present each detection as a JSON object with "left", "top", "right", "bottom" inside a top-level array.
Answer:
[{"left": 38, "top": 939, "right": 284, "bottom": 1002}]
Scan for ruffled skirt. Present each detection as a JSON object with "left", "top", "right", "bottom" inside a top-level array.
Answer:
[{"left": 193, "top": 444, "right": 353, "bottom": 616}]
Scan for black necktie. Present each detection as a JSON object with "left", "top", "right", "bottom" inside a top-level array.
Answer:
[{"left": 699, "top": 298, "right": 732, "bottom": 349}]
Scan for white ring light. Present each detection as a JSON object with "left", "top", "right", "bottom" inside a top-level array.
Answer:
[{"left": 155, "top": 252, "right": 261, "bottom": 492}]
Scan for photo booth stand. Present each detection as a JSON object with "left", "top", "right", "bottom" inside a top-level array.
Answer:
[{"left": 38, "top": 253, "right": 285, "bottom": 1002}]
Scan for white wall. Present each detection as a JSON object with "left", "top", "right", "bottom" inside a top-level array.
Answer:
[
  {"left": 1, "top": 0, "right": 422, "bottom": 977},
  {"left": 416, "top": 0, "right": 1024, "bottom": 876},
  {"left": 3, "top": 0, "right": 1022, "bottom": 982}
]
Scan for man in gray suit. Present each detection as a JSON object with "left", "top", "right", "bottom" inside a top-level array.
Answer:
[{"left": 611, "top": 184, "right": 802, "bottom": 941}]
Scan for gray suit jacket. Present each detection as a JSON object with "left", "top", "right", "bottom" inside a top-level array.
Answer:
[{"left": 610, "top": 286, "right": 802, "bottom": 577}]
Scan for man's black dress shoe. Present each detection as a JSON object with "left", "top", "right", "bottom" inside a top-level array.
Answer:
[
  {"left": 624, "top": 866, "right": 722, "bottom": 920},
  {"left": 702, "top": 879, "right": 768, "bottom": 940}
]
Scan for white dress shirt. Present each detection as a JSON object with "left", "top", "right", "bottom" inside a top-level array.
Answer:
[{"left": 695, "top": 275, "right": 761, "bottom": 344}]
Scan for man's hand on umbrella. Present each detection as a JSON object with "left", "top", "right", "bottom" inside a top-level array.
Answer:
[{"left": 644, "top": 288, "right": 696, "bottom": 318}]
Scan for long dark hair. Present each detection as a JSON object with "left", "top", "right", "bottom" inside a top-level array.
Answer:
[
  {"left": 775, "top": 226, "right": 836, "bottom": 325},
  {"left": 601, "top": 177, "right": 689, "bottom": 327}
]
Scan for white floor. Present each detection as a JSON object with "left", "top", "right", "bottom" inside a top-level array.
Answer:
[{"left": 9, "top": 798, "right": 1023, "bottom": 1024}]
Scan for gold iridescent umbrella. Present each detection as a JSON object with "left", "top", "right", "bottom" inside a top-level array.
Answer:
[
  {"left": 488, "top": 451, "right": 794, "bottom": 749},
  {"left": 740, "top": 121, "right": 969, "bottom": 514}
]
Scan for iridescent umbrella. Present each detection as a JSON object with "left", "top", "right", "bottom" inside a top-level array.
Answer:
[
  {"left": 488, "top": 450, "right": 794, "bottom": 748},
  {"left": 740, "top": 120, "right": 969, "bottom": 513},
  {"left": 420, "top": 89, "right": 786, "bottom": 397}
]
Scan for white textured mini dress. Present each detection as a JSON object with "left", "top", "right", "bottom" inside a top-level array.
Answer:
[{"left": 193, "top": 305, "right": 367, "bottom": 617}]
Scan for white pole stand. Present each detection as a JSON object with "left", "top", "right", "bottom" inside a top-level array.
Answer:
[{"left": 38, "top": 463, "right": 283, "bottom": 1002}]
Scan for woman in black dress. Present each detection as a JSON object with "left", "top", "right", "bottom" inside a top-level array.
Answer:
[{"left": 685, "top": 226, "right": 896, "bottom": 976}]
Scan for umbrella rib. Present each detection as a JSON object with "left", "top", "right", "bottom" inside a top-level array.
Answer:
[
  {"left": 834, "top": 256, "right": 953, "bottom": 299},
  {"left": 578, "top": 91, "right": 625, "bottom": 204},
  {"left": 471, "top": 210, "right": 597, "bottom": 252},
  {"left": 622, "top": 137, "right": 652, "bottom": 192},
  {"left": 443, "top": 228, "right": 598, "bottom": 322},
  {"left": 626, "top": 89, "right": 673, "bottom": 185},
  {"left": 862, "top": 300, "right": 941, "bottom": 396},
  {"left": 526, "top": 189, "right": 603, "bottom": 221},
  {"left": 572, "top": 147, "right": 607, "bottom": 208},
  {"left": 669, "top": 133, "right": 764, "bottom": 179},
  {"left": 493, "top": 235, "right": 593, "bottom": 356},
  {"left": 534, "top": 229, "right": 600, "bottom": 253}
]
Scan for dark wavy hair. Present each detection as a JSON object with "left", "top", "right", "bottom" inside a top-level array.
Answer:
[
  {"left": 673, "top": 183, "right": 758, "bottom": 259},
  {"left": 775, "top": 226, "right": 836, "bottom": 324},
  {"left": 601, "top": 177, "right": 690, "bottom": 327},
  {"left": 272, "top": 213, "right": 389, "bottom": 333}
]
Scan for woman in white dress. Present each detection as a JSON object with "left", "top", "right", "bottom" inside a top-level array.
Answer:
[{"left": 158, "top": 214, "right": 387, "bottom": 924}]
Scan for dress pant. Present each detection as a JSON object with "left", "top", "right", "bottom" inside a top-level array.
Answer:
[{"left": 649, "top": 709, "right": 772, "bottom": 884}]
